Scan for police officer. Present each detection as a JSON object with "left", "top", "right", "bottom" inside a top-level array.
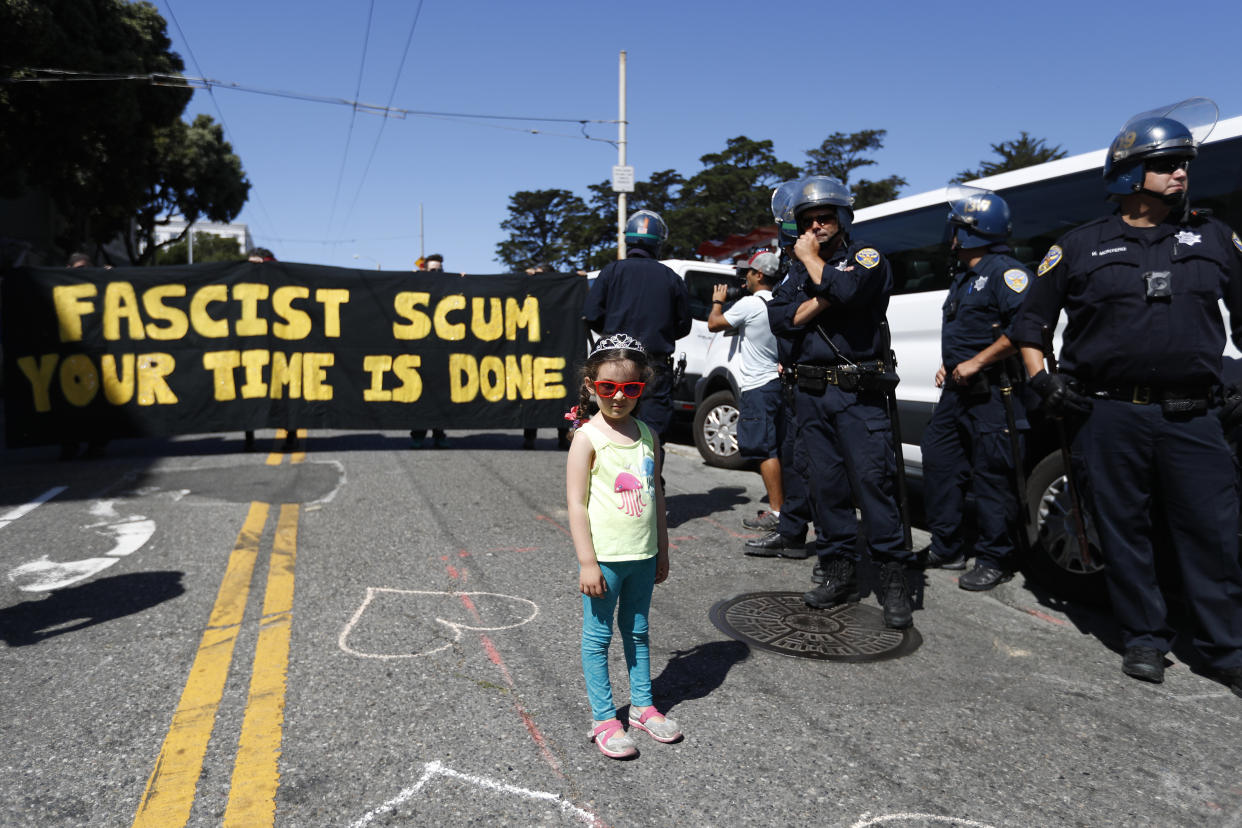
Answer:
[
  {"left": 745, "top": 181, "right": 816, "bottom": 558},
  {"left": 1013, "top": 100, "right": 1242, "bottom": 696},
  {"left": 768, "top": 176, "right": 916, "bottom": 628},
  {"left": 583, "top": 210, "right": 692, "bottom": 440},
  {"left": 921, "top": 188, "right": 1032, "bottom": 590}
]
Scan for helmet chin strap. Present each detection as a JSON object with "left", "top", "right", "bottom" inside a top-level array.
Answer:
[{"left": 1137, "top": 186, "right": 1186, "bottom": 207}]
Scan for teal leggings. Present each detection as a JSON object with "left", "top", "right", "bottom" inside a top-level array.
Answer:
[{"left": 580, "top": 557, "right": 656, "bottom": 721}]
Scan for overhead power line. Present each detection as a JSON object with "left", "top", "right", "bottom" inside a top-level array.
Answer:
[
  {"left": 339, "top": 0, "right": 427, "bottom": 237},
  {"left": 5, "top": 68, "right": 616, "bottom": 138},
  {"left": 160, "top": 1, "right": 282, "bottom": 244},
  {"left": 325, "top": 0, "right": 377, "bottom": 240}
]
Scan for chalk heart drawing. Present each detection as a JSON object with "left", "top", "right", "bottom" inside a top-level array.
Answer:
[
  {"left": 348, "top": 760, "right": 600, "bottom": 827},
  {"left": 849, "top": 814, "right": 999, "bottom": 828},
  {"left": 339, "top": 589, "right": 540, "bottom": 659},
  {"left": 6, "top": 499, "right": 156, "bottom": 592}
]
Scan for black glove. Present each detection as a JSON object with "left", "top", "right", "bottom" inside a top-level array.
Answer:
[
  {"left": 1219, "top": 387, "right": 1242, "bottom": 432},
  {"left": 1029, "top": 370, "right": 1093, "bottom": 416}
]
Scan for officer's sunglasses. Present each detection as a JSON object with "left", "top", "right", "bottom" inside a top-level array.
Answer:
[
  {"left": 799, "top": 213, "right": 837, "bottom": 229},
  {"left": 1146, "top": 157, "right": 1190, "bottom": 175},
  {"left": 593, "top": 380, "right": 645, "bottom": 399}
]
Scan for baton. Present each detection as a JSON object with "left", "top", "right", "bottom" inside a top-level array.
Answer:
[
  {"left": 1041, "top": 324, "right": 1093, "bottom": 568},
  {"left": 991, "top": 324, "right": 1033, "bottom": 561},
  {"left": 880, "top": 320, "right": 913, "bottom": 551}
]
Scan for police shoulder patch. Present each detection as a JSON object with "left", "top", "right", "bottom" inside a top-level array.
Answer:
[
  {"left": 855, "top": 247, "right": 880, "bottom": 269},
  {"left": 1234, "top": 232, "right": 1242, "bottom": 254},
  {"left": 1003, "top": 268, "right": 1029, "bottom": 293},
  {"left": 1037, "top": 245, "right": 1063, "bottom": 277}
]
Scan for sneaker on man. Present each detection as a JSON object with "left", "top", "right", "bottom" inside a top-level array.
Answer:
[{"left": 742, "top": 510, "right": 780, "bottom": 531}]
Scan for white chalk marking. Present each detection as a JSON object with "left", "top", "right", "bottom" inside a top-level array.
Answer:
[
  {"left": 309, "top": 459, "right": 347, "bottom": 505},
  {"left": 347, "top": 760, "right": 599, "bottom": 828},
  {"left": 850, "top": 813, "right": 999, "bottom": 828},
  {"left": 339, "top": 589, "right": 539, "bottom": 660},
  {"left": 0, "top": 486, "right": 68, "bottom": 529},
  {"left": 5, "top": 497, "right": 155, "bottom": 591},
  {"left": 7, "top": 556, "right": 120, "bottom": 591}
]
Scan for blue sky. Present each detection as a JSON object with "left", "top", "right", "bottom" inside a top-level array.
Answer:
[{"left": 165, "top": 0, "right": 1242, "bottom": 273}]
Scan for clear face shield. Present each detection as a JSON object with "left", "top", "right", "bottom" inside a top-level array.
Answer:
[
  {"left": 771, "top": 180, "right": 802, "bottom": 246},
  {"left": 943, "top": 184, "right": 996, "bottom": 249},
  {"left": 1110, "top": 97, "right": 1219, "bottom": 166}
]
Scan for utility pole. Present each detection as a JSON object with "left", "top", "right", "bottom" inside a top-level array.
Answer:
[
  {"left": 187, "top": 221, "right": 194, "bottom": 264},
  {"left": 616, "top": 50, "right": 627, "bottom": 260}
]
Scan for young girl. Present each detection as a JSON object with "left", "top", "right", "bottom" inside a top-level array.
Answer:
[{"left": 565, "top": 333, "right": 681, "bottom": 759}]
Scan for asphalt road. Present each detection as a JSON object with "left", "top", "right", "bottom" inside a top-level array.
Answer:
[{"left": 1, "top": 428, "right": 1240, "bottom": 828}]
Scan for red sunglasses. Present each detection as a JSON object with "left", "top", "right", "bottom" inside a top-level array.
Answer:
[{"left": 593, "top": 379, "right": 645, "bottom": 399}]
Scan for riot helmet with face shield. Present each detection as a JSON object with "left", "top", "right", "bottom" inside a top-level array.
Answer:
[
  {"left": 1103, "top": 97, "right": 1218, "bottom": 203},
  {"left": 624, "top": 209, "right": 669, "bottom": 254},
  {"left": 945, "top": 185, "right": 1012, "bottom": 249}
]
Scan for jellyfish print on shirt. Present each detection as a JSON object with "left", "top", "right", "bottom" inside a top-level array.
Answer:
[{"left": 614, "top": 471, "right": 647, "bottom": 517}]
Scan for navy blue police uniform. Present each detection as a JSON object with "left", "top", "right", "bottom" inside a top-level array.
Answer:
[
  {"left": 773, "top": 259, "right": 815, "bottom": 548},
  {"left": 583, "top": 248, "right": 692, "bottom": 437},
  {"left": 922, "top": 252, "right": 1032, "bottom": 572},
  {"left": 1013, "top": 212, "right": 1242, "bottom": 671},
  {"left": 768, "top": 241, "right": 911, "bottom": 569}
]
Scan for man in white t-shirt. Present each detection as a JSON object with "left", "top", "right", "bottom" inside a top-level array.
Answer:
[{"left": 709, "top": 250, "right": 805, "bottom": 558}]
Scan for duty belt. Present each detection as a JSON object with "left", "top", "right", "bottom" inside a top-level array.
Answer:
[
  {"left": 793, "top": 361, "right": 885, "bottom": 385},
  {"left": 1086, "top": 382, "right": 1218, "bottom": 408}
]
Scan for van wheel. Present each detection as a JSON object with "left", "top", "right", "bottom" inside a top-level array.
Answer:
[
  {"left": 1021, "top": 452, "right": 1108, "bottom": 605},
  {"left": 694, "top": 390, "right": 746, "bottom": 469}
]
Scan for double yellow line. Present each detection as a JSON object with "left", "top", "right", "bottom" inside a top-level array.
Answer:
[{"left": 133, "top": 430, "right": 306, "bottom": 828}]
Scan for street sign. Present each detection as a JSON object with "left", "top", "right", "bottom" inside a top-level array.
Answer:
[{"left": 611, "top": 165, "right": 635, "bottom": 193}]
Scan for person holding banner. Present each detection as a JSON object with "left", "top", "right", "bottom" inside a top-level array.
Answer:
[
  {"left": 411, "top": 254, "right": 455, "bottom": 449},
  {"left": 583, "top": 210, "right": 691, "bottom": 441},
  {"left": 244, "top": 248, "right": 297, "bottom": 453},
  {"left": 524, "top": 262, "right": 571, "bottom": 450},
  {"left": 59, "top": 252, "right": 109, "bottom": 459}
]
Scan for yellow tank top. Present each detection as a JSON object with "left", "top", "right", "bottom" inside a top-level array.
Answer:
[{"left": 579, "top": 419, "right": 658, "bottom": 561}]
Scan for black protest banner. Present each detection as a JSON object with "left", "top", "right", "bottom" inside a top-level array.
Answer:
[{"left": 1, "top": 262, "right": 588, "bottom": 446}]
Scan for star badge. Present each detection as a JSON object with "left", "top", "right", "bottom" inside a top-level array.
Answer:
[{"left": 1175, "top": 231, "right": 1202, "bottom": 246}]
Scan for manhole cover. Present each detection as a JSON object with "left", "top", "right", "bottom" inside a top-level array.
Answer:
[{"left": 709, "top": 591, "right": 922, "bottom": 662}]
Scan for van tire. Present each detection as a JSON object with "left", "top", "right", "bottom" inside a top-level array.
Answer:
[
  {"left": 1021, "top": 452, "right": 1108, "bottom": 605},
  {"left": 694, "top": 390, "right": 746, "bottom": 469}
]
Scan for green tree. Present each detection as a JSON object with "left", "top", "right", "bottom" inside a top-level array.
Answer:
[
  {"left": 670, "top": 136, "right": 797, "bottom": 258},
  {"left": 575, "top": 168, "right": 684, "bottom": 269},
  {"left": 153, "top": 231, "right": 243, "bottom": 265},
  {"left": 0, "top": 0, "right": 248, "bottom": 263},
  {"left": 495, "top": 188, "right": 589, "bottom": 272},
  {"left": 952, "top": 131, "right": 1068, "bottom": 183},
  {"left": 128, "top": 113, "right": 250, "bottom": 264},
  {"left": 802, "top": 129, "right": 907, "bottom": 209}
]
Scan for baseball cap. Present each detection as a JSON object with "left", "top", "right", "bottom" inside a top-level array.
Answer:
[{"left": 744, "top": 250, "right": 779, "bottom": 277}]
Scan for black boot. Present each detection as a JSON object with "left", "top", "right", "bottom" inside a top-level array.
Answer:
[
  {"left": 802, "top": 559, "right": 859, "bottom": 609},
  {"left": 879, "top": 562, "right": 914, "bottom": 629}
]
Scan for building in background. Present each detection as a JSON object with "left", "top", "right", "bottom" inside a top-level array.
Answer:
[{"left": 150, "top": 218, "right": 253, "bottom": 257}]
